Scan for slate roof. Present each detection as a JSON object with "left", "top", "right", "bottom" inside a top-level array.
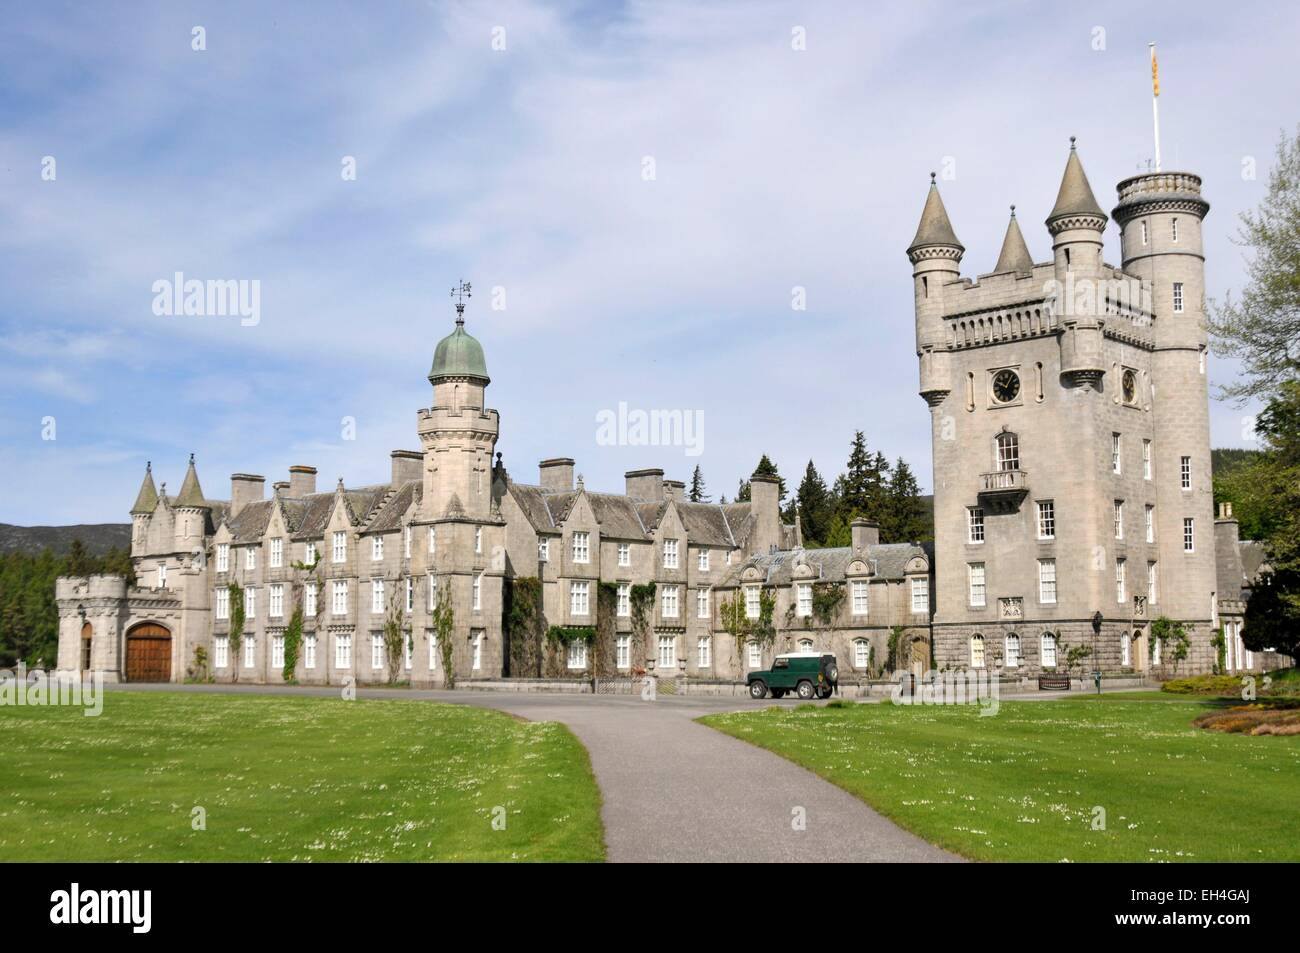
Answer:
[
  {"left": 225, "top": 499, "right": 275, "bottom": 543},
  {"left": 907, "top": 177, "right": 963, "bottom": 254},
  {"left": 288, "top": 493, "right": 335, "bottom": 540},
  {"left": 363, "top": 481, "right": 420, "bottom": 534},
  {"left": 676, "top": 500, "right": 739, "bottom": 547},
  {"left": 1239, "top": 540, "right": 1272, "bottom": 589},
  {"left": 993, "top": 208, "right": 1034, "bottom": 274},
  {"left": 1047, "top": 142, "right": 1106, "bottom": 224},
  {"left": 716, "top": 542, "right": 931, "bottom": 588}
]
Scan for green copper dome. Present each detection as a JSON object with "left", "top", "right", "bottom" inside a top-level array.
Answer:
[{"left": 428, "top": 321, "right": 489, "bottom": 384}]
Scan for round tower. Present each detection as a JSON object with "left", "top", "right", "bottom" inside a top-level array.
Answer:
[
  {"left": 907, "top": 173, "right": 963, "bottom": 405},
  {"left": 1047, "top": 139, "right": 1109, "bottom": 388},
  {"left": 172, "top": 453, "right": 209, "bottom": 556}
]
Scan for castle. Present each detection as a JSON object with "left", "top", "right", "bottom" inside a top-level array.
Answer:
[{"left": 56, "top": 143, "right": 1276, "bottom": 686}]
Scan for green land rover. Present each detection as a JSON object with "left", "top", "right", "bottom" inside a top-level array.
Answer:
[{"left": 747, "top": 652, "right": 839, "bottom": 700}]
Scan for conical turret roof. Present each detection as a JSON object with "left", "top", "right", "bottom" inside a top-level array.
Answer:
[
  {"left": 175, "top": 454, "right": 208, "bottom": 508},
  {"left": 907, "top": 175, "right": 964, "bottom": 255},
  {"left": 1046, "top": 139, "right": 1106, "bottom": 225},
  {"left": 993, "top": 206, "right": 1034, "bottom": 274},
  {"left": 131, "top": 462, "right": 159, "bottom": 515}
]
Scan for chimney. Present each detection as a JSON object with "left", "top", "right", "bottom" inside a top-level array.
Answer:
[
  {"left": 1215, "top": 503, "right": 1242, "bottom": 595},
  {"left": 230, "top": 473, "right": 265, "bottom": 518},
  {"left": 1217, "top": 501, "right": 1234, "bottom": 520},
  {"left": 851, "top": 517, "right": 880, "bottom": 551},
  {"left": 748, "top": 473, "right": 781, "bottom": 555},
  {"left": 288, "top": 465, "right": 317, "bottom": 497},
  {"left": 391, "top": 450, "right": 422, "bottom": 485},
  {"left": 272, "top": 481, "right": 289, "bottom": 494},
  {"left": 539, "top": 458, "right": 575, "bottom": 493},
  {"left": 625, "top": 468, "right": 665, "bottom": 501},
  {"left": 663, "top": 479, "right": 685, "bottom": 502}
]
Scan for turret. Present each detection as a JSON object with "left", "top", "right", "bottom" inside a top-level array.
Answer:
[
  {"left": 992, "top": 206, "right": 1033, "bottom": 275},
  {"left": 907, "top": 173, "right": 963, "bottom": 405},
  {"left": 1047, "top": 139, "right": 1108, "bottom": 388},
  {"left": 130, "top": 461, "right": 159, "bottom": 556},
  {"left": 172, "top": 453, "right": 209, "bottom": 552}
]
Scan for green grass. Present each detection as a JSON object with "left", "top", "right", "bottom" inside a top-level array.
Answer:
[
  {"left": 0, "top": 692, "right": 604, "bottom": 861},
  {"left": 701, "top": 697, "right": 1300, "bottom": 862}
]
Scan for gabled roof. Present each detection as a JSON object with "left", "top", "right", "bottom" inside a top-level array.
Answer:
[
  {"left": 716, "top": 542, "right": 931, "bottom": 588},
  {"left": 288, "top": 493, "right": 335, "bottom": 540},
  {"left": 675, "top": 500, "right": 738, "bottom": 547},
  {"left": 508, "top": 483, "right": 559, "bottom": 533},
  {"left": 225, "top": 499, "right": 274, "bottom": 543},
  {"left": 364, "top": 481, "right": 420, "bottom": 534}
]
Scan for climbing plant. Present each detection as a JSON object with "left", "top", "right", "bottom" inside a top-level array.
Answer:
[
  {"left": 431, "top": 578, "right": 456, "bottom": 688},
  {"left": 503, "top": 576, "right": 545, "bottom": 677},
  {"left": 1210, "top": 626, "right": 1227, "bottom": 675},
  {"left": 381, "top": 580, "right": 409, "bottom": 686},
  {"left": 281, "top": 555, "right": 320, "bottom": 684},
  {"left": 594, "top": 582, "right": 618, "bottom": 678},
  {"left": 1150, "top": 616, "right": 1191, "bottom": 673},
  {"left": 628, "top": 582, "right": 656, "bottom": 675},
  {"left": 227, "top": 581, "right": 245, "bottom": 683}
]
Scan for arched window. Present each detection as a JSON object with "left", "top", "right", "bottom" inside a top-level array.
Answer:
[
  {"left": 797, "top": 638, "right": 814, "bottom": 653},
  {"left": 80, "top": 622, "right": 93, "bottom": 671},
  {"left": 969, "top": 634, "right": 986, "bottom": 668},
  {"left": 1004, "top": 633, "right": 1020, "bottom": 668},
  {"left": 996, "top": 432, "right": 1020, "bottom": 470},
  {"left": 853, "top": 639, "right": 870, "bottom": 669},
  {"left": 1041, "top": 632, "right": 1057, "bottom": 668}
]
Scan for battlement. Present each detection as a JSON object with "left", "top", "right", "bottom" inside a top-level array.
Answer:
[{"left": 1113, "top": 171, "right": 1209, "bottom": 222}]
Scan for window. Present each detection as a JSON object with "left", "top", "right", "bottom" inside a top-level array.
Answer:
[
  {"left": 853, "top": 639, "right": 870, "bottom": 669},
  {"left": 910, "top": 577, "right": 929, "bottom": 615},
  {"left": 796, "top": 583, "right": 812, "bottom": 617},
  {"left": 216, "top": 543, "right": 229, "bottom": 573},
  {"left": 1140, "top": 220, "right": 1148, "bottom": 245},
  {"left": 244, "top": 636, "right": 256, "bottom": 669},
  {"left": 697, "top": 588, "right": 710, "bottom": 619},
  {"left": 216, "top": 587, "right": 230, "bottom": 620},
  {"left": 272, "top": 635, "right": 285, "bottom": 669},
  {"left": 427, "top": 574, "right": 438, "bottom": 609},
  {"left": 371, "top": 633, "right": 383, "bottom": 669},
  {"left": 1172, "top": 281, "right": 1184, "bottom": 313},
  {"left": 747, "top": 642, "right": 762, "bottom": 669},
  {"left": 372, "top": 536, "right": 384, "bottom": 561},
  {"left": 570, "top": 580, "right": 589, "bottom": 616},
  {"left": 567, "top": 639, "right": 587, "bottom": 670},
  {"left": 472, "top": 575, "right": 481, "bottom": 611},
  {"left": 428, "top": 526, "right": 436, "bottom": 555},
  {"left": 304, "top": 634, "right": 316, "bottom": 670},
  {"left": 969, "top": 634, "right": 986, "bottom": 668},
  {"left": 967, "top": 507, "right": 985, "bottom": 543},
  {"left": 1145, "top": 505, "right": 1155, "bottom": 543},
  {"left": 335, "top": 633, "right": 352, "bottom": 668},
  {"left": 270, "top": 538, "right": 283, "bottom": 568},
  {"left": 404, "top": 526, "right": 412, "bottom": 558},
  {"left": 538, "top": 538, "right": 549, "bottom": 562},
  {"left": 797, "top": 639, "right": 814, "bottom": 652},
  {"left": 1114, "top": 500, "right": 1125, "bottom": 539},
  {"left": 1120, "top": 631, "right": 1131, "bottom": 667},
  {"left": 851, "top": 580, "right": 869, "bottom": 616},
  {"left": 333, "top": 531, "right": 346, "bottom": 563},
  {"left": 1142, "top": 440, "right": 1152, "bottom": 480},
  {"left": 572, "top": 532, "right": 589, "bottom": 563},
  {"left": 269, "top": 584, "right": 284, "bottom": 618},
  {"left": 617, "top": 583, "right": 630, "bottom": 617},
  {"left": 331, "top": 580, "right": 348, "bottom": 615},
  {"left": 246, "top": 587, "right": 256, "bottom": 619},
  {"left": 745, "top": 586, "right": 760, "bottom": 619},
  {"left": 1171, "top": 216, "right": 1179, "bottom": 243},
  {"left": 1033, "top": 500, "right": 1055, "bottom": 540},
  {"left": 1153, "top": 637, "right": 1162, "bottom": 666},
  {"left": 618, "top": 543, "right": 630, "bottom": 567},
  {"left": 996, "top": 432, "right": 1020, "bottom": 470},
  {"left": 404, "top": 633, "right": 412, "bottom": 670},
  {"left": 1038, "top": 558, "right": 1057, "bottom": 604},
  {"left": 658, "top": 636, "right": 676, "bottom": 669},
  {"left": 215, "top": 636, "right": 229, "bottom": 668},
  {"left": 1112, "top": 433, "right": 1122, "bottom": 474},
  {"left": 372, "top": 579, "right": 385, "bottom": 613},
  {"left": 968, "top": 563, "right": 986, "bottom": 607},
  {"left": 662, "top": 585, "right": 679, "bottom": 618},
  {"left": 663, "top": 539, "right": 679, "bottom": 569},
  {"left": 1004, "top": 633, "right": 1020, "bottom": 668},
  {"left": 157, "top": 561, "right": 167, "bottom": 588},
  {"left": 1116, "top": 558, "right": 1127, "bottom": 603},
  {"left": 246, "top": 547, "right": 257, "bottom": 571},
  {"left": 1041, "top": 632, "right": 1058, "bottom": 668},
  {"left": 698, "top": 549, "right": 710, "bottom": 572},
  {"left": 1180, "top": 456, "right": 1191, "bottom": 489},
  {"left": 427, "top": 630, "right": 437, "bottom": 669},
  {"left": 405, "top": 577, "right": 414, "bottom": 613},
  {"left": 697, "top": 637, "right": 711, "bottom": 668},
  {"left": 1148, "top": 561, "right": 1159, "bottom": 604},
  {"left": 474, "top": 527, "right": 482, "bottom": 554},
  {"left": 616, "top": 636, "right": 630, "bottom": 669},
  {"left": 1183, "top": 517, "right": 1195, "bottom": 552}
]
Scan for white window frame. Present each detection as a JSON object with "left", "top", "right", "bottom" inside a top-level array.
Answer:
[
  {"left": 1120, "top": 631, "right": 1130, "bottom": 667},
  {"left": 658, "top": 635, "right": 676, "bottom": 670},
  {"left": 745, "top": 585, "right": 760, "bottom": 619},
  {"left": 474, "top": 527, "right": 482, "bottom": 554},
  {"left": 304, "top": 634, "right": 316, "bottom": 670},
  {"left": 616, "top": 635, "right": 630, "bottom": 669},
  {"left": 1041, "top": 633, "right": 1058, "bottom": 668},
  {"left": 1114, "top": 499, "right": 1125, "bottom": 540},
  {"left": 335, "top": 633, "right": 352, "bottom": 669},
  {"left": 304, "top": 541, "right": 318, "bottom": 566},
  {"left": 1183, "top": 517, "right": 1195, "bottom": 552},
  {"left": 663, "top": 538, "right": 679, "bottom": 570},
  {"left": 910, "top": 577, "right": 929, "bottom": 615},
  {"left": 969, "top": 634, "right": 986, "bottom": 668},
  {"left": 1038, "top": 558, "right": 1057, "bottom": 605},
  {"left": 617, "top": 583, "right": 630, "bottom": 617},
  {"left": 572, "top": 531, "right": 590, "bottom": 564},
  {"left": 1112, "top": 433, "right": 1122, "bottom": 474},
  {"left": 968, "top": 563, "right": 986, "bottom": 608},
  {"left": 157, "top": 561, "right": 167, "bottom": 588},
  {"left": 1116, "top": 558, "right": 1127, "bottom": 603},
  {"left": 853, "top": 639, "right": 870, "bottom": 669},
  {"left": 332, "top": 531, "right": 346, "bottom": 563},
  {"left": 303, "top": 581, "right": 316, "bottom": 619},
  {"left": 1148, "top": 561, "right": 1159, "bottom": 604},
  {"left": 1180, "top": 456, "right": 1191, "bottom": 490},
  {"left": 746, "top": 642, "right": 762, "bottom": 669},
  {"left": 245, "top": 586, "right": 256, "bottom": 619},
  {"left": 472, "top": 575, "right": 481, "bottom": 611},
  {"left": 243, "top": 635, "right": 256, "bottom": 669},
  {"left": 1004, "top": 633, "right": 1020, "bottom": 668},
  {"left": 428, "top": 629, "right": 438, "bottom": 669},
  {"left": 851, "top": 580, "right": 869, "bottom": 616},
  {"left": 371, "top": 579, "right": 385, "bottom": 614},
  {"left": 371, "top": 633, "right": 383, "bottom": 669},
  {"left": 697, "top": 588, "right": 709, "bottom": 619},
  {"left": 331, "top": 580, "right": 348, "bottom": 616},
  {"left": 1037, "top": 500, "right": 1055, "bottom": 540},
  {"left": 662, "top": 585, "right": 679, "bottom": 619},
  {"left": 567, "top": 638, "right": 588, "bottom": 670},
  {"left": 698, "top": 549, "right": 710, "bottom": 572},
  {"left": 1145, "top": 505, "right": 1155, "bottom": 543},
  {"left": 697, "top": 636, "right": 711, "bottom": 668},
  {"left": 405, "top": 576, "right": 414, "bottom": 613},
  {"left": 570, "top": 580, "right": 589, "bottom": 616},
  {"left": 372, "top": 536, "right": 384, "bottom": 562},
  {"left": 215, "top": 636, "right": 229, "bottom": 668},
  {"left": 796, "top": 583, "right": 812, "bottom": 617},
  {"left": 967, "top": 507, "right": 984, "bottom": 544},
  {"left": 272, "top": 634, "right": 285, "bottom": 669},
  {"left": 404, "top": 525, "right": 412, "bottom": 558},
  {"left": 270, "top": 537, "right": 283, "bottom": 568},
  {"left": 1142, "top": 440, "right": 1152, "bottom": 480},
  {"left": 216, "top": 543, "right": 230, "bottom": 573},
  {"left": 428, "top": 526, "right": 436, "bottom": 555},
  {"left": 472, "top": 631, "right": 483, "bottom": 671},
  {"left": 245, "top": 547, "right": 256, "bottom": 571},
  {"left": 538, "top": 538, "right": 549, "bottom": 562},
  {"left": 617, "top": 543, "right": 630, "bottom": 567},
  {"left": 216, "top": 587, "right": 230, "bottom": 620},
  {"left": 1172, "top": 281, "right": 1184, "bottom": 313},
  {"left": 269, "top": 583, "right": 284, "bottom": 619}
]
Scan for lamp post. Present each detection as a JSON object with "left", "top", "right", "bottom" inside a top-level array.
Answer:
[{"left": 1091, "top": 611, "right": 1103, "bottom": 694}]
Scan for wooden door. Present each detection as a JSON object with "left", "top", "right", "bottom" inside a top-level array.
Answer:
[{"left": 125, "top": 623, "right": 172, "bottom": 682}]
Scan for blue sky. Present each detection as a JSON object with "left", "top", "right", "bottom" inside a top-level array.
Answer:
[{"left": 2, "top": 0, "right": 1296, "bottom": 523}]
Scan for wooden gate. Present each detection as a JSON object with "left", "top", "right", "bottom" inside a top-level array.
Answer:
[{"left": 125, "top": 623, "right": 172, "bottom": 682}]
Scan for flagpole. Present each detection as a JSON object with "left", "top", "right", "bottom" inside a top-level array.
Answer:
[{"left": 1149, "top": 42, "right": 1161, "bottom": 172}]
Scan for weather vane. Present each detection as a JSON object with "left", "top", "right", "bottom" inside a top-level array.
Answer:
[{"left": 450, "top": 280, "right": 472, "bottom": 324}]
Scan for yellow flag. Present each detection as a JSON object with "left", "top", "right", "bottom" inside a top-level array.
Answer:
[{"left": 1151, "top": 47, "right": 1160, "bottom": 97}]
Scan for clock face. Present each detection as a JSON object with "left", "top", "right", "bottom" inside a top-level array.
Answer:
[
  {"left": 1122, "top": 370, "right": 1137, "bottom": 403},
  {"left": 992, "top": 369, "right": 1020, "bottom": 404}
]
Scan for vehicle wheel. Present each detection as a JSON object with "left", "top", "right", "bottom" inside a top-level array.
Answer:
[
  {"left": 816, "top": 686, "right": 832, "bottom": 699},
  {"left": 749, "top": 680, "right": 768, "bottom": 699},
  {"left": 771, "top": 689, "right": 786, "bottom": 699},
  {"left": 796, "top": 680, "right": 815, "bottom": 700},
  {"left": 825, "top": 664, "right": 839, "bottom": 683}
]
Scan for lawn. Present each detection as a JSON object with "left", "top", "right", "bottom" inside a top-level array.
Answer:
[
  {"left": 0, "top": 692, "right": 604, "bottom": 861},
  {"left": 701, "top": 696, "right": 1300, "bottom": 862}
]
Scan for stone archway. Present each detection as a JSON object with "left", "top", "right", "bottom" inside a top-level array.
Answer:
[{"left": 125, "top": 622, "right": 172, "bottom": 682}]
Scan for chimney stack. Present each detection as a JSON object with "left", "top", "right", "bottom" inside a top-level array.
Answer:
[
  {"left": 272, "top": 481, "right": 289, "bottom": 493},
  {"left": 748, "top": 473, "right": 781, "bottom": 555},
  {"left": 230, "top": 474, "right": 265, "bottom": 518},
  {"left": 851, "top": 517, "right": 880, "bottom": 551},
  {"left": 625, "top": 468, "right": 665, "bottom": 501},
  {"left": 391, "top": 450, "right": 422, "bottom": 485},
  {"left": 663, "top": 479, "right": 685, "bottom": 502},
  {"left": 539, "top": 458, "right": 575, "bottom": 493},
  {"left": 288, "top": 465, "right": 317, "bottom": 497}
]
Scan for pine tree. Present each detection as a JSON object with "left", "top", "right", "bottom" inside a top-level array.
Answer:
[
  {"left": 736, "top": 479, "right": 750, "bottom": 502},
  {"left": 688, "top": 465, "right": 709, "bottom": 503},
  {"left": 795, "top": 460, "right": 833, "bottom": 546},
  {"left": 881, "top": 457, "right": 928, "bottom": 543}
]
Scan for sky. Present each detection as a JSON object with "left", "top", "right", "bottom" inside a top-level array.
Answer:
[{"left": 1, "top": 0, "right": 1297, "bottom": 524}]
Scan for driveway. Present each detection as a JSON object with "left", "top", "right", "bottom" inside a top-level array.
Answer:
[{"left": 107, "top": 682, "right": 961, "bottom": 863}]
